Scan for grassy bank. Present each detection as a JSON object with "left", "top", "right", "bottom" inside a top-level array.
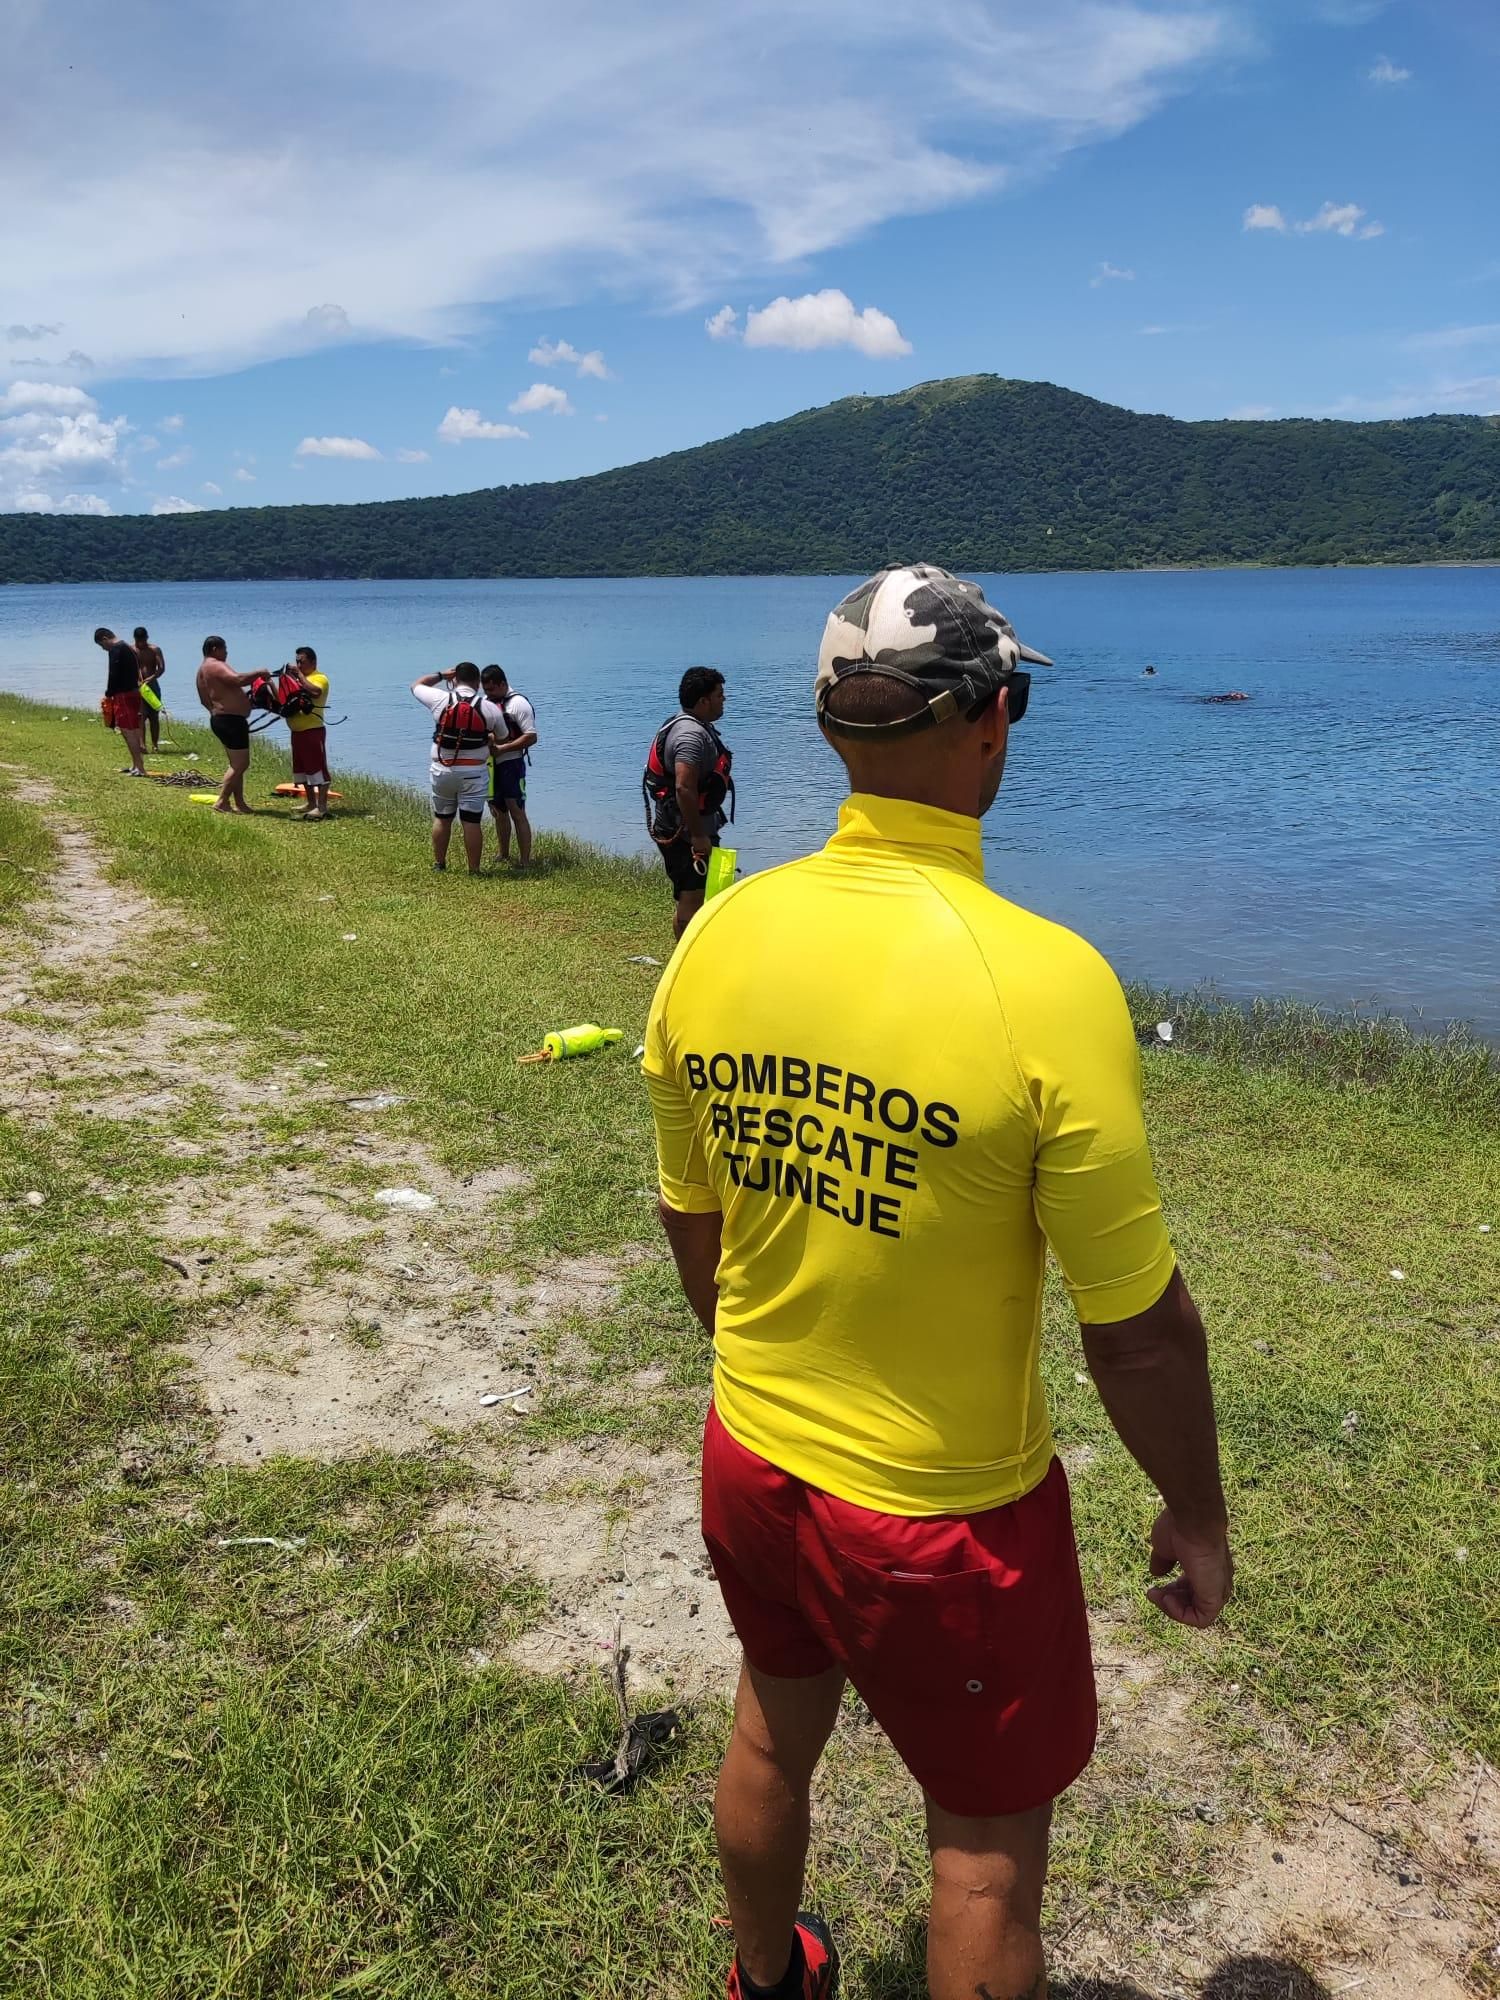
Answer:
[{"left": 1, "top": 695, "right": 1496, "bottom": 1997}]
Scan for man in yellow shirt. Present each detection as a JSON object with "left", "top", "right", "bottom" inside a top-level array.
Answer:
[
  {"left": 285, "top": 645, "right": 332, "bottom": 820},
  {"left": 644, "top": 564, "right": 1232, "bottom": 2000}
]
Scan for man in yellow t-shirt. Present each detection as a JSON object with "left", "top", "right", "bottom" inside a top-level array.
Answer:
[
  {"left": 285, "top": 645, "right": 331, "bottom": 820},
  {"left": 644, "top": 564, "right": 1233, "bottom": 2000}
]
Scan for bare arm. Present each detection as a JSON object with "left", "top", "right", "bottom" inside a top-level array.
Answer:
[
  {"left": 507, "top": 727, "right": 539, "bottom": 754},
  {"left": 673, "top": 757, "right": 712, "bottom": 851},
  {"left": 1081, "top": 1267, "right": 1233, "bottom": 1628},
  {"left": 657, "top": 1201, "right": 722, "bottom": 1335}
]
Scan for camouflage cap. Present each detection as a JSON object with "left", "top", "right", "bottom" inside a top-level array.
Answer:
[{"left": 815, "top": 563, "right": 1053, "bottom": 739}]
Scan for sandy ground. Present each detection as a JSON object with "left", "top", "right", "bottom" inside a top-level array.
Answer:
[{"left": 2, "top": 767, "right": 1495, "bottom": 2000}]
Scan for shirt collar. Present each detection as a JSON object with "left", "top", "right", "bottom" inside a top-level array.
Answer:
[{"left": 827, "top": 792, "right": 984, "bottom": 882}]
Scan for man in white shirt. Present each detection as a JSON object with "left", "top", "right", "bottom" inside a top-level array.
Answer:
[
  {"left": 481, "top": 663, "right": 538, "bottom": 869},
  {"left": 410, "top": 663, "right": 507, "bottom": 875}
]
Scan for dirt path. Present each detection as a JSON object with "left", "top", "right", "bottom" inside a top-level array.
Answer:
[{"left": 2, "top": 770, "right": 1494, "bottom": 2000}]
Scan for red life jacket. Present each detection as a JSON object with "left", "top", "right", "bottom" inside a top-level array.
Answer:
[
  {"left": 642, "top": 714, "right": 734, "bottom": 846},
  {"left": 247, "top": 668, "right": 317, "bottom": 719},
  {"left": 433, "top": 690, "right": 493, "bottom": 765}
]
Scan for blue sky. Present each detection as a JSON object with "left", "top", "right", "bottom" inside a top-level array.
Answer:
[{"left": 4, "top": 0, "right": 1497, "bottom": 517}]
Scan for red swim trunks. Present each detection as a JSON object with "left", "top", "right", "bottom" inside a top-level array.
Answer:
[
  {"left": 111, "top": 689, "right": 144, "bottom": 732},
  {"left": 290, "top": 726, "right": 329, "bottom": 783},
  {"left": 701, "top": 1404, "right": 1097, "bottom": 1817}
]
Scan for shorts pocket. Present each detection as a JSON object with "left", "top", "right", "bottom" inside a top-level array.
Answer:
[{"left": 819, "top": 1543, "right": 990, "bottom": 1700}]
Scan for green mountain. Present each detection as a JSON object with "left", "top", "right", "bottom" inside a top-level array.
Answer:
[{"left": 5, "top": 375, "right": 1499, "bottom": 583}]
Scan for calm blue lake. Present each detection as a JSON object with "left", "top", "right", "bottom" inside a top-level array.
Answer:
[{"left": 2, "top": 568, "right": 1496, "bottom": 1030}]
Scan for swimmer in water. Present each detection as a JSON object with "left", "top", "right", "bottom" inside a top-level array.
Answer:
[{"left": 1143, "top": 665, "right": 1157, "bottom": 677}]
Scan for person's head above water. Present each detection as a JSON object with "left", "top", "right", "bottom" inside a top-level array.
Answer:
[
  {"left": 201, "top": 634, "right": 227, "bottom": 661},
  {"left": 815, "top": 564, "right": 1052, "bottom": 822},
  {"left": 481, "top": 663, "right": 508, "bottom": 694},
  {"left": 679, "top": 665, "right": 725, "bottom": 721},
  {"left": 451, "top": 661, "right": 480, "bottom": 688}
]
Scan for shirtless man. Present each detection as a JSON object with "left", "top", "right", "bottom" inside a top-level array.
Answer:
[
  {"left": 134, "top": 625, "right": 166, "bottom": 750},
  {"left": 195, "top": 635, "right": 257, "bottom": 813}
]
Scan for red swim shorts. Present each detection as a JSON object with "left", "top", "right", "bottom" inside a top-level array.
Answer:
[
  {"left": 290, "top": 726, "right": 329, "bottom": 782},
  {"left": 701, "top": 1404, "right": 1097, "bottom": 1817},
  {"left": 111, "top": 689, "right": 143, "bottom": 732}
]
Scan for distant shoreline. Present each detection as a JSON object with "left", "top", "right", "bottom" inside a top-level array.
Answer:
[{"left": 6, "top": 557, "right": 1500, "bottom": 589}]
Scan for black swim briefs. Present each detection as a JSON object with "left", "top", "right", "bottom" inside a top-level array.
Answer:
[{"left": 210, "top": 713, "right": 251, "bottom": 752}]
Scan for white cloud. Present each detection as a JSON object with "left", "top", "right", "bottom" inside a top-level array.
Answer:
[
  {"left": 1403, "top": 324, "right": 1500, "bottom": 353},
  {"left": 1, "top": 4, "right": 1240, "bottom": 380},
  {"left": 1247, "top": 200, "right": 1384, "bottom": 240},
  {"left": 395, "top": 446, "right": 431, "bottom": 461},
  {"left": 1090, "top": 261, "right": 1136, "bottom": 286},
  {"left": 1, "top": 379, "right": 92, "bottom": 413},
  {"left": 234, "top": 466, "right": 256, "bottom": 482},
  {"left": 151, "top": 494, "right": 200, "bottom": 514},
  {"left": 437, "top": 405, "right": 528, "bottom": 442},
  {"left": 742, "top": 288, "right": 911, "bottom": 357},
  {"left": 1366, "top": 54, "right": 1410, "bottom": 84},
  {"left": 1298, "top": 200, "right": 1382, "bottom": 238},
  {"left": 0, "top": 380, "right": 130, "bottom": 513},
  {"left": 160, "top": 413, "right": 185, "bottom": 431},
  {"left": 706, "top": 305, "right": 740, "bottom": 341},
  {"left": 202, "top": 480, "right": 223, "bottom": 494},
  {"left": 136, "top": 433, "right": 159, "bottom": 451},
  {"left": 1227, "top": 402, "right": 1275, "bottom": 419},
  {"left": 1319, "top": 375, "right": 1500, "bottom": 419},
  {"left": 305, "top": 303, "right": 351, "bottom": 338},
  {"left": 529, "top": 337, "right": 611, "bottom": 378},
  {"left": 296, "top": 434, "right": 383, "bottom": 459},
  {"left": 156, "top": 448, "right": 191, "bottom": 469},
  {"left": 509, "top": 382, "right": 574, "bottom": 415},
  {"left": 5, "top": 322, "right": 61, "bottom": 341}
]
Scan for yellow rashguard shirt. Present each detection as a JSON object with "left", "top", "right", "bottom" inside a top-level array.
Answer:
[
  {"left": 286, "top": 672, "right": 329, "bottom": 731},
  {"left": 643, "top": 792, "right": 1176, "bottom": 1517}
]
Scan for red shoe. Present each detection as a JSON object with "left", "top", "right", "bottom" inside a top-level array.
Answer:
[{"left": 726, "top": 1912, "right": 838, "bottom": 1999}]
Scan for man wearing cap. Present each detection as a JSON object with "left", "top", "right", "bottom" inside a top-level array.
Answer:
[{"left": 643, "top": 565, "right": 1232, "bottom": 2000}]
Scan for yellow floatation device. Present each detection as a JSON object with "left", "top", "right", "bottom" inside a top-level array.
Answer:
[
  {"left": 704, "top": 846, "right": 737, "bottom": 899},
  {"left": 516, "top": 1023, "right": 624, "bottom": 1066},
  {"left": 139, "top": 681, "right": 162, "bottom": 712}
]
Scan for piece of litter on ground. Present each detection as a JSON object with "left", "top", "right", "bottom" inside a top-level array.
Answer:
[
  {"left": 1480, "top": 1225, "right": 1492, "bottom": 1235},
  {"left": 625, "top": 954, "right": 663, "bottom": 967},
  {"left": 396, "top": 1264, "right": 417, "bottom": 1280},
  {"left": 1156, "top": 1020, "right": 1174, "bottom": 1043},
  {"left": 23, "top": 1191, "right": 45, "bottom": 1208},
  {"left": 1073, "top": 1370, "right": 1088, "bottom": 1385},
  {"left": 346, "top": 1092, "right": 405, "bottom": 1111},
  {"left": 480, "top": 1385, "right": 532, "bottom": 1406},
  {"left": 341, "top": 932, "right": 358, "bottom": 942},
  {"left": 317, "top": 894, "right": 335, "bottom": 903},
  {"left": 215, "top": 1535, "right": 306, "bottom": 1554},
  {"left": 632, "top": 1044, "right": 646, "bottom": 1060},
  {"left": 1340, "top": 1410, "right": 1360, "bottom": 1432},
  {"left": 374, "top": 1187, "right": 436, "bottom": 1211},
  {"left": 1454, "top": 1547, "right": 1469, "bottom": 1564},
  {"left": 1388, "top": 1267, "right": 1406, "bottom": 1281}
]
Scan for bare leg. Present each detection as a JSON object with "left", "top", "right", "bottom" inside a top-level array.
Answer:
[
  {"left": 925, "top": 1797, "right": 1053, "bottom": 2000},
  {"left": 146, "top": 706, "right": 161, "bottom": 751},
  {"left": 460, "top": 818, "right": 484, "bottom": 875},
  {"left": 509, "top": 803, "right": 533, "bottom": 865},
  {"left": 229, "top": 749, "right": 252, "bottom": 811},
  {"left": 431, "top": 816, "right": 454, "bottom": 868},
  {"left": 673, "top": 886, "right": 705, "bottom": 943},
  {"left": 492, "top": 803, "right": 511, "bottom": 862},
  {"left": 120, "top": 725, "right": 147, "bottom": 775},
  {"left": 715, "top": 1660, "right": 845, "bottom": 1989}
]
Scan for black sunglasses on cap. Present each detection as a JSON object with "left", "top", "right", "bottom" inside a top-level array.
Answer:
[{"left": 965, "top": 670, "right": 1030, "bottom": 726}]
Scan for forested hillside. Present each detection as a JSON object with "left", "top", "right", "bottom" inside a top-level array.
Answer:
[{"left": 4, "top": 376, "right": 1498, "bottom": 582}]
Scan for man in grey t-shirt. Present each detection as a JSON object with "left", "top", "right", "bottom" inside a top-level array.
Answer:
[{"left": 645, "top": 666, "right": 731, "bottom": 941}]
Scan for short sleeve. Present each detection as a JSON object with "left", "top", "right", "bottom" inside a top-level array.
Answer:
[
  {"left": 643, "top": 967, "right": 720, "bottom": 1215},
  {"left": 1025, "top": 943, "right": 1176, "bottom": 1325}
]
